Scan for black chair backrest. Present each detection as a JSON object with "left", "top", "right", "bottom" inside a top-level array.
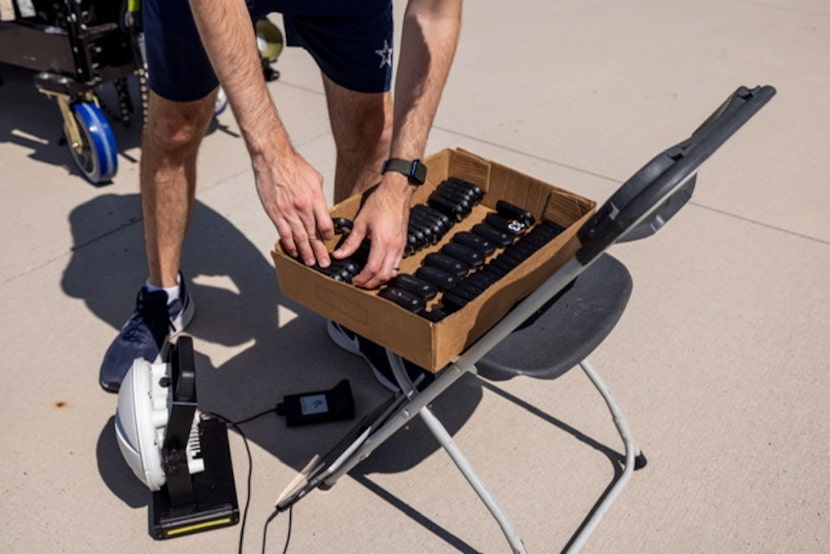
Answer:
[{"left": 576, "top": 85, "right": 777, "bottom": 265}]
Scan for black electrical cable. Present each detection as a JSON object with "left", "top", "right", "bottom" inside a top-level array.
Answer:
[
  {"left": 207, "top": 411, "right": 253, "bottom": 554},
  {"left": 284, "top": 505, "right": 293, "bottom": 554},
  {"left": 234, "top": 407, "right": 279, "bottom": 425},
  {"left": 261, "top": 504, "right": 293, "bottom": 554},
  {"left": 207, "top": 408, "right": 277, "bottom": 553}
]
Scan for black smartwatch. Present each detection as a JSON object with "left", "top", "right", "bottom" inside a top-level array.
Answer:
[{"left": 381, "top": 158, "right": 427, "bottom": 185}]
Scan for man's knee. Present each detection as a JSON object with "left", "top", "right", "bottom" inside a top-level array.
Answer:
[
  {"left": 357, "top": 98, "right": 393, "bottom": 156},
  {"left": 351, "top": 103, "right": 391, "bottom": 147},
  {"left": 144, "top": 90, "right": 217, "bottom": 156},
  {"left": 325, "top": 77, "right": 391, "bottom": 156}
]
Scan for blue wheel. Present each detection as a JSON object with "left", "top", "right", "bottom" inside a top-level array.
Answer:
[{"left": 67, "top": 102, "right": 118, "bottom": 184}]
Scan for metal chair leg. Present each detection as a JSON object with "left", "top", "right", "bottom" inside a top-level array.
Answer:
[
  {"left": 565, "top": 358, "right": 642, "bottom": 553},
  {"left": 418, "top": 403, "right": 527, "bottom": 554},
  {"left": 382, "top": 353, "right": 527, "bottom": 553},
  {"left": 320, "top": 358, "right": 469, "bottom": 488}
]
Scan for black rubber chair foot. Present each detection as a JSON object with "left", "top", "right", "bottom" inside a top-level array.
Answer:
[{"left": 634, "top": 452, "right": 648, "bottom": 470}]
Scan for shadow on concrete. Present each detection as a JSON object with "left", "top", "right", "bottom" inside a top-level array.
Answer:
[
  {"left": 480, "top": 380, "right": 634, "bottom": 553},
  {"left": 62, "top": 193, "right": 484, "bottom": 545}
]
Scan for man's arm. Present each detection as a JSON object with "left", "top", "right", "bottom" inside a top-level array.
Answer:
[
  {"left": 391, "top": 0, "right": 463, "bottom": 162},
  {"left": 335, "top": 0, "right": 463, "bottom": 289},
  {"left": 188, "top": 0, "right": 334, "bottom": 267}
]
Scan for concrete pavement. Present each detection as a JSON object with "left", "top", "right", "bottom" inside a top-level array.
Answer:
[{"left": 1, "top": 1, "right": 828, "bottom": 552}]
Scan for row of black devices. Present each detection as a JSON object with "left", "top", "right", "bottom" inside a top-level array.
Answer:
[
  {"left": 377, "top": 203, "right": 566, "bottom": 321},
  {"left": 405, "top": 177, "right": 484, "bottom": 256},
  {"left": 311, "top": 177, "right": 484, "bottom": 282}
]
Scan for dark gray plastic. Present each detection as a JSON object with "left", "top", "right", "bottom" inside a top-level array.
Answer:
[{"left": 576, "top": 85, "right": 777, "bottom": 264}]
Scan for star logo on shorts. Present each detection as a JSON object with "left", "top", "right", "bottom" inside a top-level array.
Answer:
[{"left": 375, "top": 40, "right": 393, "bottom": 69}]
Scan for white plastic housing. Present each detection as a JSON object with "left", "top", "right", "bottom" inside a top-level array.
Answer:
[{"left": 115, "top": 358, "right": 170, "bottom": 491}]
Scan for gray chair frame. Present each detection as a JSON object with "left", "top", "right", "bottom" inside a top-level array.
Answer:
[{"left": 277, "top": 85, "right": 776, "bottom": 553}]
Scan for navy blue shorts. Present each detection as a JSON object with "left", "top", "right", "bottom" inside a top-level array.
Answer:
[{"left": 143, "top": 0, "right": 394, "bottom": 102}]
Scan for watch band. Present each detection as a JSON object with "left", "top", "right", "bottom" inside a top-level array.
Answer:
[{"left": 381, "top": 158, "right": 427, "bottom": 185}]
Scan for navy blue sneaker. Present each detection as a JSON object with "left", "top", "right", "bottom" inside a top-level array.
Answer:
[
  {"left": 99, "top": 276, "right": 195, "bottom": 393},
  {"left": 327, "top": 320, "right": 434, "bottom": 392}
]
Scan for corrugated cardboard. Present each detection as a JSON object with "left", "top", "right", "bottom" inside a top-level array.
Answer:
[{"left": 272, "top": 148, "right": 595, "bottom": 371}]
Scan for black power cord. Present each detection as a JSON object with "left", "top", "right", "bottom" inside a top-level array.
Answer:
[
  {"left": 207, "top": 408, "right": 294, "bottom": 553},
  {"left": 262, "top": 504, "right": 292, "bottom": 554},
  {"left": 232, "top": 407, "right": 280, "bottom": 425},
  {"left": 206, "top": 411, "right": 258, "bottom": 554}
]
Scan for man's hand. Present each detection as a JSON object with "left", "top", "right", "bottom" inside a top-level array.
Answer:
[
  {"left": 332, "top": 175, "right": 411, "bottom": 289},
  {"left": 188, "top": 1, "right": 334, "bottom": 267},
  {"left": 253, "top": 150, "right": 335, "bottom": 267}
]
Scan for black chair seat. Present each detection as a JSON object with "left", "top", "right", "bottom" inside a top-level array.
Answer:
[{"left": 478, "top": 254, "right": 632, "bottom": 381}]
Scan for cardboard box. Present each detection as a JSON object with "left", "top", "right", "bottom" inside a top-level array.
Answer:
[{"left": 272, "top": 148, "right": 595, "bottom": 371}]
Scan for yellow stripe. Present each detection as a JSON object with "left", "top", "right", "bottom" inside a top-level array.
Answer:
[{"left": 166, "top": 517, "right": 234, "bottom": 536}]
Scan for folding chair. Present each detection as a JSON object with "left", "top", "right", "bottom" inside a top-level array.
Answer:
[{"left": 276, "top": 84, "right": 776, "bottom": 553}]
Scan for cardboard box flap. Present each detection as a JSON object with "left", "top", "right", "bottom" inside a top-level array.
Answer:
[
  {"left": 544, "top": 189, "right": 594, "bottom": 228},
  {"left": 450, "top": 149, "right": 492, "bottom": 189}
]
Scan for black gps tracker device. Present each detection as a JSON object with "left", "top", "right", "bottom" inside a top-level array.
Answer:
[{"left": 276, "top": 379, "right": 355, "bottom": 427}]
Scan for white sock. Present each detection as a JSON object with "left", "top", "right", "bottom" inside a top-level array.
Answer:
[{"left": 145, "top": 277, "right": 181, "bottom": 306}]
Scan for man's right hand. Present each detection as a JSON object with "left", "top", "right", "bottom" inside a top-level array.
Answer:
[{"left": 253, "top": 149, "right": 335, "bottom": 268}]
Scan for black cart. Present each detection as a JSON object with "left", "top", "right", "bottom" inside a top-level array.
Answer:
[
  {"left": 1, "top": 0, "right": 146, "bottom": 183},
  {"left": 1, "top": 2, "right": 285, "bottom": 183}
]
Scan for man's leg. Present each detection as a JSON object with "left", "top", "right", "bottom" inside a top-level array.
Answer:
[
  {"left": 141, "top": 89, "right": 217, "bottom": 287},
  {"left": 322, "top": 74, "right": 436, "bottom": 391},
  {"left": 98, "top": 90, "right": 215, "bottom": 393},
  {"left": 322, "top": 74, "right": 392, "bottom": 203}
]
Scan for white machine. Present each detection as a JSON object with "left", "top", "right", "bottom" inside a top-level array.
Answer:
[
  {"left": 114, "top": 337, "right": 239, "bottom": 540},
  {"left": 115, "top": 356, "right": 204, "bottom": 491}
]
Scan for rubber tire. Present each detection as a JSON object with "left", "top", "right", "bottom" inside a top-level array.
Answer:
[{"left": 68, "top": 102, "right": 118, "bottom": 184}]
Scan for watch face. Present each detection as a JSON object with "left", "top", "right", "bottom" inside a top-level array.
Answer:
[{"left": 412, "top": 161, "right": 427, "bottom": 184}]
